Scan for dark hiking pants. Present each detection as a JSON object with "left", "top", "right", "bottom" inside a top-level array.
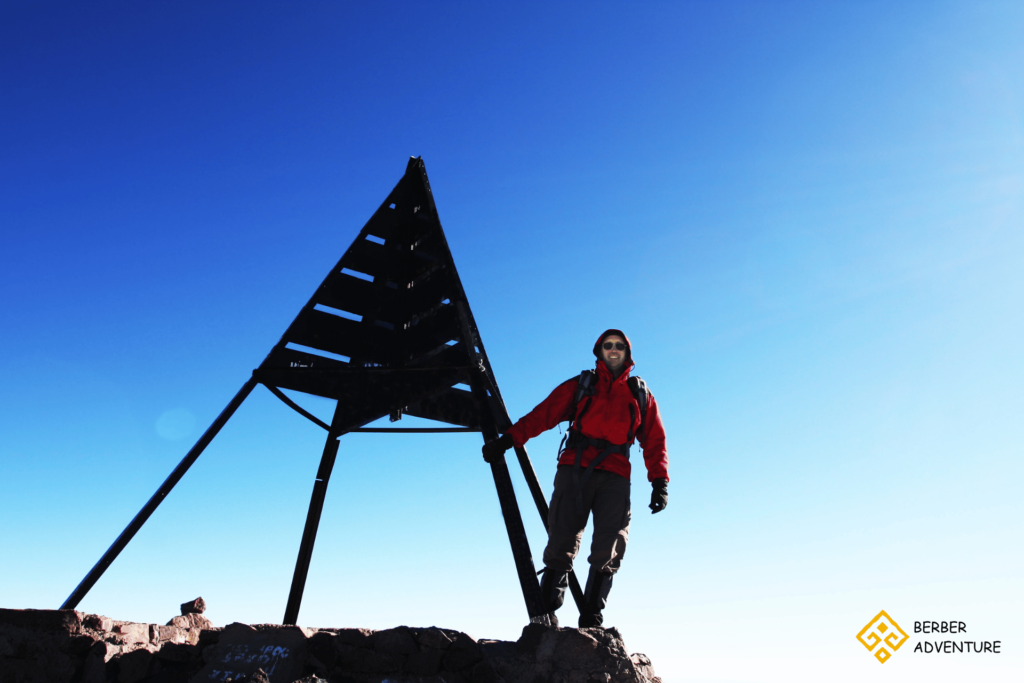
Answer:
[{"left": 543, "top": 465, "right": 631, "bottom": 575}]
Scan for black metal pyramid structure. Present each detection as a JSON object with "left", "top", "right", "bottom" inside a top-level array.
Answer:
[
  {"left": 255, "top": 156, "right": 496, "bottom": 433},
  {"left": 60, "top": 158, "right": 583, "bottom": 626}
]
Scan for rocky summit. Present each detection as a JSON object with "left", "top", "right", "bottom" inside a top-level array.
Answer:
[{"left": 0, "top": 603, "right": 661, "bottom": 683}]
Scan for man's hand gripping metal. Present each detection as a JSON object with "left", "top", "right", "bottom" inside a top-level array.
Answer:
[{"left": 482, "top": 433, "right": 514, "bottom": 464}]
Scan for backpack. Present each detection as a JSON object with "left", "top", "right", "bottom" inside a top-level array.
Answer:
[{"left": 564, "top": 369, "right": 650, "bottom": 446}]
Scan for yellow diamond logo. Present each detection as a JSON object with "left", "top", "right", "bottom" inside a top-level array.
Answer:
[{"left": 857, "top": 610, "right": 909, "bottom": 663}]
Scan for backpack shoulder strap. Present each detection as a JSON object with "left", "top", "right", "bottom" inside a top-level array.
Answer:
[
  {"left": 562, "top": 370, "right": 597, "bottom": 424},
  {"left": 627, "top": 375, "right": 649, "bottom": 438},
  {"left": 576, "top": 369, "right": 597, "bottom": 400}
]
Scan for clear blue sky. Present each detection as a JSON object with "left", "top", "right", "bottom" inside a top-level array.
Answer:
[{"left": 2, "top": 3, "right": 1022, "bottom": 681}]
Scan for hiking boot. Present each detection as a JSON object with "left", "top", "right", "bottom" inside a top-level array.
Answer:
[
  {"left": 579, "top": 567, "right": 613, "bottom": 629},
  {"left": 539, "top": 567, "right": 569, "bottom": 613}
]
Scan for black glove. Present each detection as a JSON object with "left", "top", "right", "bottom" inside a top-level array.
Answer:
[
  {"left": 482, "top": 433, "right": 515, "bottom": 464},
  {"left": 649, "top": 478, "right": 668, "bottom": 514}
]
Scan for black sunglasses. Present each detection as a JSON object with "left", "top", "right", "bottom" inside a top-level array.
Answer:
[{"left": 602, "top": 341, "right": 627, "bottom": 351}]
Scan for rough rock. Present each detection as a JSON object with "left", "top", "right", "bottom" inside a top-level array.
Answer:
[
  {"left": 332, "top": 627, "right": 373, "bottom": 648},
  {"left": 112, "top": 647, "right": 153, "bottom": 683},
  {"left": 83, "top": 614, "right": 112, "bottom": 632},
  {"left": 240, "top": 667, "right": 271, "bottom": 683},
  {"left": 180, "top": 597, "right": 207, "bottom": 615},
  {"left": 406, "top": 647, "right": 446, "bottom": 676},
  {"left": 306, "top": 631, "right": 337, "bottom": 672},
  {"left": 630, "top": 653, "right": 659, "bottom": 682},
  {"left": 444, "top": 631, "right": 484, "bottom": 672},
  {"left": 168, "top": 612, "right": 213, "bottom": 633},
  {"left": 192, "top": 622, "right": 308, "bottom": 683},
  {"left": 0, "top": 607, "right": 661, "bottom": 683},
  {"left": 413, "top": 626, "right": 455, "bottom": 650},
  {"left": 371, "top": 626, "right": 417, "bottom": 658},
  {"left": 113, "top": 622, "right": 151, "bottom": 647}
]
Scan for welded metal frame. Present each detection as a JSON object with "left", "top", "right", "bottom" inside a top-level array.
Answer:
[{"left": 60, "top": 157, "right": 583, "bottom": 625}]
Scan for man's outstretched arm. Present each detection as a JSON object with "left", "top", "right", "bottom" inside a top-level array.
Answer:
[{"left": 481, "top": 379, "right": 576, "bottom": 463}]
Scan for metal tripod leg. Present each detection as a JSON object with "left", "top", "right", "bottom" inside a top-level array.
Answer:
[
  {"left": 453, "top": 309, "right": 551, "bottom": 624},
  {"left": 511, "top": 445, "right": 586, "bottom": 612},
  {"left": 282, "top": 403, "right": 344, "bottom": 625},
  {"left": 484, "top": 440, "right": 551, "bottom": 623},
  {"left": 486, "top": 383, "right": 586, "bottom": 612},
  {"left": 60, "top": 378, "right": 258, "bottom": 610}
]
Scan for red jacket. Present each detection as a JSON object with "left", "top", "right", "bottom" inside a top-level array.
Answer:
[{"left": 506, "top": 360, "right": 669, "bottom": 482}]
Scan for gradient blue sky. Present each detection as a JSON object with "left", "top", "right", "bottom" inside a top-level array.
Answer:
[{"left": 2, "top": 3, "right": 1022, "bottom": 681}]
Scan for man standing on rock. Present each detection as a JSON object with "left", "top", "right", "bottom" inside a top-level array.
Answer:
[{"left": 482, "top": 329, "right": 669, "bottom": 628}]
